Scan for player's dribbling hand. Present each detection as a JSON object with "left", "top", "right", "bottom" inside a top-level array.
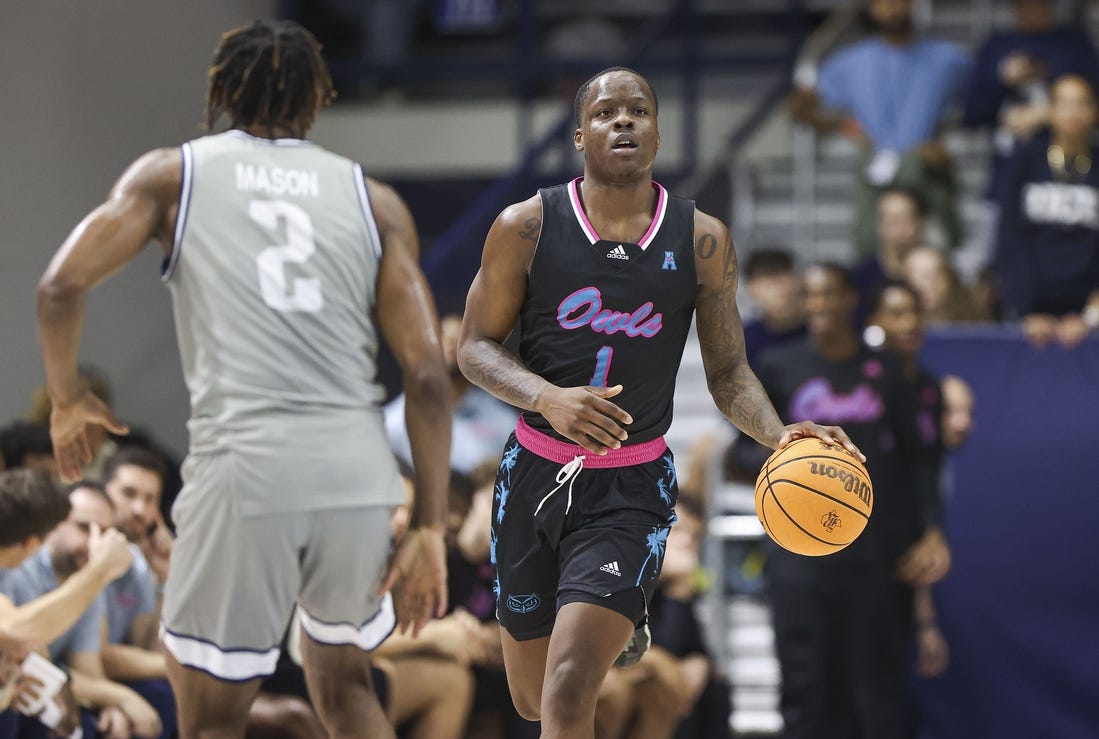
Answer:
[
  {"left": 379, "top": 526, "right": 448, "bottom": 638},
  {"left": 776, "top": 422, "right": 865, "bottom": 463},
  {"left": 49, "top": 387, "right": 129, "bottom": 482},
  {"left": 87, "top": 523, "right": 134, "bottom": 581},
  {"left": 538, "top": 384, "right": 633, "bottom": 455}
]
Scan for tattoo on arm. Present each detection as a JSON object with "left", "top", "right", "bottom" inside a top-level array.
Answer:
[
  {"left": 462, "top": 338, "right": 547, "bottom": 412},
  {"left": 519, "top": 217, "right": 541, "bottom": 242},
  {"left": 695, "top": 230, "right": 785, "bottom": 447}
]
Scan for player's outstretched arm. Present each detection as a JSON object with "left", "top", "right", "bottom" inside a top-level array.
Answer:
[
  {"left": 368, "top": 177, "right": 452, "bottom": 635},
  {"left": 693, "top": 212, "right": 864, "bottom": 460},
  {"left": 457, "top": 196, "right": 631, "bottom": 455},
  {"left": 37, "top": 149, "right": 181, "bottom": 481}
]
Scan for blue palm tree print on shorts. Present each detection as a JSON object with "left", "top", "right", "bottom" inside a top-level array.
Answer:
[
  {"left": 490, "top": 529, "right": 500, "bottom": 599},
  {"left": 495, "top": 442, "right": 521, "bottom": 524},
  {"left": 636, "top": 525, "right": 671, "bottom": 587},
  {"left": 657, "top": 452, "right": 676, "bottom": 507}
]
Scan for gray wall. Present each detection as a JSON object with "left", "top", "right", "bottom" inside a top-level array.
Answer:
[{"left": 0, "top": 1, "right": 275, "bottom": 456}]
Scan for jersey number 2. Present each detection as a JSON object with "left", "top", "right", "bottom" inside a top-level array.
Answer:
[{"left": 251, "top": 200, "right": 324, "bottom": 313}]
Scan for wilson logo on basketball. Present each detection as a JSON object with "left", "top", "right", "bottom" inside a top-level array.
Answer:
[
  {"left": 808, "top": 462, "right": 871, "bottom": 506},
  {"left": 820, "top": 510, "right": 842, "bottom": 532}
]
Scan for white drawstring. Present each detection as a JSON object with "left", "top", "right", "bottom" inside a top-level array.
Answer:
[{"left": 534, "top": 455, "right": 585, "bottom": 516}]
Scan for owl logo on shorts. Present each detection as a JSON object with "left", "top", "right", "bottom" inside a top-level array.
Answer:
[{"left": 506, "top": 593, "right": 542, "bottom": 614}]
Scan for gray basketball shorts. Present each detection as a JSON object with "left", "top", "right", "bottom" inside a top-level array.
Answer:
[{"left": 160, "top": 451, "right": 397, "bottom": 682}]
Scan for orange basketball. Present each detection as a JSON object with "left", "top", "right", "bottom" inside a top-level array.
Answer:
[{"left": 754, "top": 437, "right": 873, "bottom": 556}]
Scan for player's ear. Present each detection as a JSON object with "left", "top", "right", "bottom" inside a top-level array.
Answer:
[{"left": 574, "top": 129, "right": 584, "bottom": 152}]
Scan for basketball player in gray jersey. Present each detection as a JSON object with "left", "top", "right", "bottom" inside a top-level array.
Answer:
[{"left": 37, "top": 21, "right": 450, "bottom": 739}]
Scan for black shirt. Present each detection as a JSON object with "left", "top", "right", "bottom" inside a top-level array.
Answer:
[
  {"left": 757, "top": 339, "right": 940, "bottom": 568},
  {"left": 520, "top": 178, "right": 698, "bottom": 444}
]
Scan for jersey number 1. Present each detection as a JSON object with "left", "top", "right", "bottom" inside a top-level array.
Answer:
[
  {"left": 590, "top": 346, "right": 613, "bottom": 387},
  {"left": 250, "top": 200, "right": 324, "bottom": 313}
]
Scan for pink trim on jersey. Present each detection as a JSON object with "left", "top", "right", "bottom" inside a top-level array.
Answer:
[
  {"left": 567, "top": 178, "right": 600, "bottom": 244},
  {"left": 566, "top": 177, "right": 668, "bottom": 251},
  {"left": 515, "top": 414, "right": 667, "bottom": 468}
]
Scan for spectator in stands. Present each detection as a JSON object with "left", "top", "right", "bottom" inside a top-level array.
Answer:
[
  {"left": 940, "top": 375, "right": 975, "bottom": 452},
  {"left": 903, "top": 245, "right": 985, "bottom": 324},
  {"left": 0, "top": 422, "right": 56, "bottom": 480},
  {"left": 385, "top": 314, "right": 518, "bottom": 475},
  {"left": 0, "top": 469, "right": 132, "bottom": 730},
  {"left": 0, "top": 484, "right": 161, "bottom": 738},
  {"left": 103, "top": 448, "right": 172, "bottom": 587},
  {"left": 995, "top": 74, "right": 1099, "bottom": 348},
  {"left": 853, "top": 187, "right": 927, "bottom": 317},
  {"left": 963, "top": 0, "right": 1099, "bottom": 204},
  {"left": 98, "top": 451, "right": 176, "bottom": 737},
  {"left": 741, "top": 248, "right": 806, "bottom": 368},
  {"left": 789, "top": 0, "right": 970, "bottom": 255},
  {"left": 751, "top": 264, "right": 945, "bottom": 739}
]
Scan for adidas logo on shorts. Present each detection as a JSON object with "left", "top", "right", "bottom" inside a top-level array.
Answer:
[
  {"left": 599, "top": 561, "right": 622, "bottom": 576},
  {"left": 607, "top": 244, "right": 630, "bottom": 261}
]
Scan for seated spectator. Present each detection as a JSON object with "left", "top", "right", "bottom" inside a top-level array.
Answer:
[
  {"left": 903, "top": 245, "right": 985, "bottom": 324},
  {"left": 789, "top": 0, "right": 970, "bottom": 255},
  {"left": 964, "top": 0, "right": 1099, "bottom": 204},
  {"left": 995, "top": 74, "right": 1099, "bottom": 347},
  {"left": 0, "top": 483, "right": 160, "bottom": 738},
  {"left": 385, "top": 314, "right": 518, "bottom": 475},
  {"left": 853, "top": 187, "right": 928, "bottom": 319},
  {"left": 0, "top": 422, "right": 56, "bottom": 480},
  {"left": 99, "top": 449, "right": 176, "bottom": 736},
  {"left": 741, "top": 248, "right": 806, "bottom": 368},
  {"left": 0, "top": 470, "right": 132, "bottom": 730}
]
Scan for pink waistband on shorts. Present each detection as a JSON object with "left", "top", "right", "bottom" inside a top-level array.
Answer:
[{"left": 515, "top": 415, "right": 667, "bottom": 468}]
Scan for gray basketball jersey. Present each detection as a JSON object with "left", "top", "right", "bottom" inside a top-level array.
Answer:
[{"left": 165, "top": 130, "right": 401, "bottom": 510}]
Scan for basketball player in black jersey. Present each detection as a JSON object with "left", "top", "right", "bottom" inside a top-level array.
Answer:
[{"left": 457, "top": 67, "right": 862, "bottom": 738}]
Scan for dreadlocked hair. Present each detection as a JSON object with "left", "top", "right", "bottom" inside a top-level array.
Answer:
[{"left": 204, "top": 20, "right": 336, "bottom": 134}]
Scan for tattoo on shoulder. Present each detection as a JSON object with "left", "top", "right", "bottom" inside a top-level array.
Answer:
[
  {"left": 519, "top": 217, "right": 541, "bottom": 242},
  {"left": 695, "top": 230, "right": 737, "bottom": 286}
]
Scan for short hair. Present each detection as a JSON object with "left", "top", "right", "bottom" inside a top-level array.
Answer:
[
  {"left": 807, "top": 261, "right": 857, "bottom": 292},
  {"left": 0, "top": 421, "right": 53, "bottom": 470},
  {"left": 67, "top": 479, "right": 115, "bottom": 510},
  {"left": 878, "top": 186, "right": 927, "bottom": 218},
  {"left": 744, "top": 248, "right": 796, "bottom": 280},
  {"left": 204, "top": 20, "right": 336, "bottom": 133},
  {"left": 102, "top": 446, "right": 166, "bottom": 488},
  {"left": 0, "top": 469, "right": 71, "bottom": 547},
  {"left": 573, "top": 66, "right": 658, "bottom": 128},
  {"left": 865, "top": 279, "right": 924, "bottom": 318}
]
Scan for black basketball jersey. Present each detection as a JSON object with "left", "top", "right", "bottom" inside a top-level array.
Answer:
[{"left": 519, "top": 178, "right": 697, "bottom": 445}]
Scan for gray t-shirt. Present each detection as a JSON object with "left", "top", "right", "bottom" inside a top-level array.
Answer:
[
  {"left": 0, "top": 547, "right": 104, "bottom": 663},
  {"left": 105, "top": 546, "right": 157, "bottom": 644}
]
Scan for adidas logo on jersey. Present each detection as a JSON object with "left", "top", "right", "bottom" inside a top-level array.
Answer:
[
  {"left": 599, "top": 561, "right": 622, "bottom": 576},
  {"left": 607, "top": 244, "right": 630, "bottom": 261}
]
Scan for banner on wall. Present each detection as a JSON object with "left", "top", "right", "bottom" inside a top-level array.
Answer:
[{"left": 916, "top": 328, "right": 1099, "bottom": 739}]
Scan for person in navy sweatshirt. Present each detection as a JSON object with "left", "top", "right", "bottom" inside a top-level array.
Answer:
[
  {"left": 996, "top": 74, "right": 1099, "bottom": 348},
  {"left": 964, "top": 0, "right": 1099, "bottom": 203}
]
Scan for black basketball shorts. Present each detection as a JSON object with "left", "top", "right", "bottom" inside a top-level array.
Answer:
[{"left": 490, "top": 416, "right": 679, "bottom": 641}]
